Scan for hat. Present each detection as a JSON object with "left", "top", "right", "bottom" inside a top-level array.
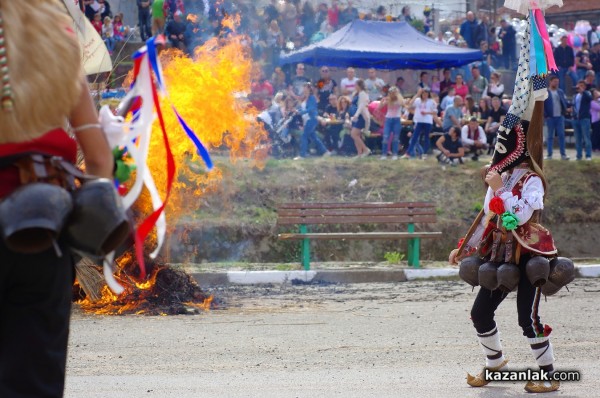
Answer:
[{"left": 469, "top": 116, "right": 478, "bottom": 122}]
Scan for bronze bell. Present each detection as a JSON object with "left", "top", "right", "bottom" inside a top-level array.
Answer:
[
  {"left": 478, "top": 261, "right": 500, "bottom": 291},
  {"left": 548, "top": 257, "right": 575, "bottom": 288},
  {"left": 541, "top": 279, "right": 562, "bottom": 296},
  {"left": 459, "top": 256, "right": 484, "bottom": 287},
  {"left": 497, "top": 263, "right": 520, "bottom": 293},
  {"left": 525, "top": 256, "right": 550, "bottom": 287}
]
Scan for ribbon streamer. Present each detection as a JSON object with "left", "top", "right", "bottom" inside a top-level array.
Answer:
[{"left": 533, "top": 8, "right": 558, "bottom": 72}]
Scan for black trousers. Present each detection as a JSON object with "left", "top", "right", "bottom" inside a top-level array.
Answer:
[
  {"left": 0, "top": 239, "right": 74, "bottom": 398},
  {"left": 471, "top": 255, "right": 545, "bottom": 338}
]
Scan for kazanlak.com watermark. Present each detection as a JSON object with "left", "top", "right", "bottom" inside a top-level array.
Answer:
[{"left": 485, "top": 369, "right": 581, "bottom": 382}]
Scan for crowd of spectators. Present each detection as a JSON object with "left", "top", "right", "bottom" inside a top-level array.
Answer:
[{"left": 82, "top": 0, "right": 600, "bottom": 164}]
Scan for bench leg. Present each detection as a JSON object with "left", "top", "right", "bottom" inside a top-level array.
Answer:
[
  {"left": 408, "top": 238, "right": 421, "bottom": 268},
  {"left": 300, "top": 224, "right": 310, "bottom": 270}
]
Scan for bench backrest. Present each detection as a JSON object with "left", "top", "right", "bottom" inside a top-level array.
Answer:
[{"left": 277, "top": 202, "right": 437, "bottom": 225}]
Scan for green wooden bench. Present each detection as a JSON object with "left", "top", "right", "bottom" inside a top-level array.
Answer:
[{"left": 277, "top": 202, "right": 442, "bottom": 270}]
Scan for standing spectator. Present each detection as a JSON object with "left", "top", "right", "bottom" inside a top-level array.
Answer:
[
  {"left": 250, "top": 72, "right": 274, "bottom": 111},
  {"left": 553, "top": 35, "right": 578, "bottom": 91},
  {"left": 349, "top": 79, "right": 371, "bottom": 157},
  {"left": 375, "top": 6, "right": 387, "bottom": 21},
  {"left": 281, "top": 1, "right": 298, "bottom": 40},
  {"left": 436, "top": 126, "right": 465, "bottom": 165},
  {"left": 440, "top": 86, "right": 457, "bottom": 111},
  {"left": 83, "top": 0, "right": 99, "bottom": 21},
  {"left": 400, "top": 6, "right": 412, "bottom": 23},
  {"left": 488, "top": 27, "right": 501, "bottom": 67},
  {"left": 439, "top": 68, "right": 454, "bottom": 100},
  {"left": 263, "top": 0, "right": 280, "bottom": 23},
  {"left": 163, "top": 0, "right": 184, "bottom": 19},
  {"left": 590, "top": 42, "right": 600, "bottom": 88},
  {"left": 431, "top": 75, "right": 441, "bottom": 96},
  {"left": 479, "top": 41, "right": 493, "bottom": 80},
  {"left": 460, "top": 11, "right": 478, "bottom": 49},
  {"left": 453, "top": 74, "right": 469, "bottom": 100},
  {"left": 442, "top": 96, "right": 464, "bottom": 132},
  {"left": 137, "top": 0, "right": 152, "bottom": 42},
  {"left": 340, "top": 67, "right": 358, "bottom": 95},
  {"left": 395, "top": 76, "right": 405, "bottom": 95},
  {"left": 475, "top": 15, "right": 490, "bottom": 49},
  {"left": 365, "top": 68, "right": 385, "bottom": 102},
  {"left": 418, "top": 71, "right": 430, "bottom": 90},
  {"left": 317, "top": 66, "right": 337, "bottom": 112},
  {"left": 572, "top": 80, "right": 593, "bottom": 160},
  {"left": 266, "top": 20, "right": 284, "bottom": 70},
  {"left": 498, "top": 19, "right": 516, "bottom": 70},
  {"left": 289, "top": 63, "right": 311, "bottom": 100},
  {"left": 296, "top": 83, "right": 331, "bottom": 159},
  {"left": 327, "top": 0, "right": 340, "bottom": 30},
  {"left": 591, "top": 88, "right": 600, "bottom": 152},
  {"left": 271, "top": 66, "right": 288, "bottom": 93},
  {"left": 402, "top": 88, "right": 437, "bottom": 159},
  {"left": 575, "top": 44, "right": 593, "bottom": 82},
  {"left": 315, "top": 3, "right": 328, "bottom": 30},
  {"left": 544, "top": 75, "right": 570, "bottom": 160},
  {"left": 379, "top": 87, "right": 404, "bottom": 159},
  {"left": 339, "top": 0, "right": 358, "bottom": 26},
  {"left": 487, "top": 72, "right": 504, "bottom": 98},
  {"left": 97, "top": 0, "right": 112, "bottom": 20},
  {"left": 484, "top": 96, "right": 506, "bottom": 153},
  {"left": 469, "top": 65, "right": 488, "bottom": 104},
  {"left": 460, "top": 116, "right": 487, "bottom": 160},
  {"left": 300, "top": 2, "right": 317, "bottom": 42},
  {"left": 585, "top": 70, "right": 596, "bottom": 90},
  {"left": 165, "top": 10, "right": 188, "bottom": 51},
  {"left": 152, "top": 0, "right": 166, "bottom": 35}
]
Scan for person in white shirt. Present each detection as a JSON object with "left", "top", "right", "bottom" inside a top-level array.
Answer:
[
  {"left": 349, "top": 79, "right": 371, "bottom": 157},
  {"left": 461, "top": 116, "right": 487, "bottom": 160},
  {"left": 364, "top": 68, "right": 385, "bottom": 101},
  {"left": 401, "top": 88, "right": 438, "bottom": 159},
  {"left": 340, "top": 67, "right": 358, "bottom": 95}
]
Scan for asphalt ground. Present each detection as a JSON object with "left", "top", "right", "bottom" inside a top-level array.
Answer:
[{"left": 65, "top": 278, "right": 599, "bottom": 398}]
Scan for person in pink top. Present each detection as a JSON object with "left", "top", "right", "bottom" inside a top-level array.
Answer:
[
  {"left": 379, "top": 87, "right": 404, "bottom": 159},
  {"left": 591, "top": 88, "right": 600, "bottom": 151},
  {"left": 453, "top": 74, "right": 470, "bottom": 100}
]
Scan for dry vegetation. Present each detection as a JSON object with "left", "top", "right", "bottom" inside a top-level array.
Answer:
[{"left": 169, "top": 156, "right": 600, "bottom": 263}]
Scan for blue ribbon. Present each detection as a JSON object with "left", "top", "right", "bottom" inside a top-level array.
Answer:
[{"left": 138, "top": 37, "right": 213, "bottom": 170}]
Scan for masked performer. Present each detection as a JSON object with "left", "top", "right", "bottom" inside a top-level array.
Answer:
[
  {"left": 449, "top": 0, "right": 572, "bottom": 393},
  {"left": 0, "top": 2, "right": 114, "bottom": 397}
]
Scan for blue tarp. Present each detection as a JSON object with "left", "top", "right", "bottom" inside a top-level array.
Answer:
[{"left": 280, "top": 20, "right": 483, "bottom": 70}]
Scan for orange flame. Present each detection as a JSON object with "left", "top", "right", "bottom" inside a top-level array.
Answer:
[
  {"left": 187, "top": 13, "right": 199, "bottom": 23},
  {"left": 78, "top": 23, "right": 267, "bottom": 314}
]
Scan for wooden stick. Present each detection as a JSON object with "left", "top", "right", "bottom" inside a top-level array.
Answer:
[{"left": 456, "top": 208, "right": 485, "bottom": 258}]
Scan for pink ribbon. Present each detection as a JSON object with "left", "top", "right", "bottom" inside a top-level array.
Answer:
[{"left": 533, "top": 9, "right": 558, "bottom": 72}]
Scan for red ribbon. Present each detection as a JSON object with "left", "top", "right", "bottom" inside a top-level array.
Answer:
[{"left": 133, "top": 60, "right": 176, "bottom": 279}]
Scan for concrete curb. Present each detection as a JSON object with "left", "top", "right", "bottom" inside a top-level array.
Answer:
[{"left": 191, "top": 264, "right": 600, "bottom": 287}]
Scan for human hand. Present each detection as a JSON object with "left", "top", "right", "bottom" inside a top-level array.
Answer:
[
  {"left": 449, "top": 249, "right": 460, "bottom": 265},
  {"left": 443, "top": 149, "right": 450, "bottom": 156},
  {"left": 485, "top": 169, "right": 503, "bottom": 192},
  {"left": 351, "top": 115, "right": 357, "bottom": 122}
]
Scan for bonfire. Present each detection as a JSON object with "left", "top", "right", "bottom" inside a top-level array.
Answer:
[{"left": 75, "top": 19, "right": 267, "bottom": 315}]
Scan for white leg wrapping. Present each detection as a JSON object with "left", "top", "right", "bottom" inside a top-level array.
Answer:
[
  {"left": 477, "top": 327, "right": 506, "bottom": 368},
  {"left": 527, "top": 336, "right": 555, "bottom": 368}
]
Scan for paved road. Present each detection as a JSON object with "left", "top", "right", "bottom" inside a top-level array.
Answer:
[{"left": 65, "top": 279, "right": 599, "bottom": 398}]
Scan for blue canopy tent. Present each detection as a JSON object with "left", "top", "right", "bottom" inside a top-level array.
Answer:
[{"left": 280, "top": 20, "right": 482, "bottom": 70}]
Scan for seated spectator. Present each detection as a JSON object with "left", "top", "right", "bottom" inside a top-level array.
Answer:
[
  {"left": 112, "top": 13, "right": 129, "bottom": 42},
  {"left": 487, "top": 71, "right": 504, "bottom": 98},
  {"left": 463, "top": 94, "right": 477, "bottom": 118},
  {"left": 418, "top": 71, "right": 430, "bottom": 90},
  {"left": 101, "top": 16, "right": 115, "bottom": 54},
  {"left": 91, "top": 12, "right": 103, "bottom": 35},
  {"left": 320, "top": 94, "right": 350, "bottom": 152},
  {"left": 478, "top": 98, "right": 491, "bottom": 120},
  {"left": 442, "top": 96, "right": 464, "bottom": 132},
  {"left": 317, "top": 66, "right": 338, "bottom": 112},
  {"left": 461, "top": 116, "right": 487, "bottom": 160},
  {"left": 165, "top": 10, "right": 188, "bottom": 51},
  {"left": 395, "top": 76, "right": 405, "bottom": 95},
  {"left": 271, "top": 67, "right": 288, "bottom": 93},
  {"left": 436, "top": 126, "right": 465, "bottom": 165},
  {"left": 439, "top": 68, "right": 454, "bottom": 99},
  {"left": 431, "top": 75, "right": 441, "bottom": 96}
]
